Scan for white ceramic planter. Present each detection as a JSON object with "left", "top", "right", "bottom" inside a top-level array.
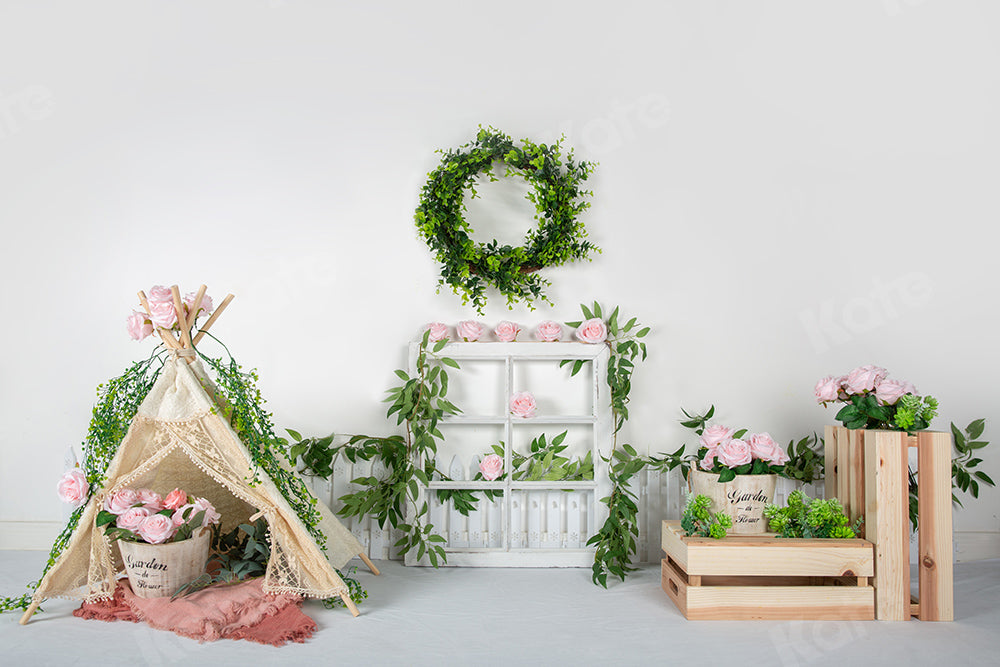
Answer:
[
  {"left": 688, "top": 469, "right": 777, "bottom": 534},
  {"left": 118, "top": 529, "right": 211, "bottom": 599}
]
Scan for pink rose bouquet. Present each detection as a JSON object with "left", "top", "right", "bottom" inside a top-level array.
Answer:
[
  {"left": 695, "top": 421, "right": 790, "bottom": 483},
  {"left": 128, "top": 284, "right": 214, "bottom": 341},
  {"left": 816, "top": 365, "right": 937, "bottom": 431},
  {"left": 494, "top": 321, "right": 521, "bottom": 342},
  {"left": 56, "top": 468, "right": 89, "bottom": 509},
  {"left": 510, "top": 391, "right": 537, "bottom": 419},
  {"left": 97, "top": 487, "right": 220, "bottom": 545}
]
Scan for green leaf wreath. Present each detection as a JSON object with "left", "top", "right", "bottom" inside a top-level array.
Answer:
[{"left": 414, "top": 127, "right": 600, "bottom": 313}]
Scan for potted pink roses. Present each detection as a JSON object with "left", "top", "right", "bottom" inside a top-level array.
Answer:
[
  {"left": 96, "top": 487, "right": 221, "bottom": 598},
  {"left": 687, "top": 423, "right": 790, "bottom": 534}
]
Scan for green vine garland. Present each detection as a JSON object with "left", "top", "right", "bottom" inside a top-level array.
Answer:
[{"left": 414, "top": 127, "right": 599, "bottom": 313}]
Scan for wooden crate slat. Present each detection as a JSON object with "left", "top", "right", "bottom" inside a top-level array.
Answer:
[
  {"left": 917, "top": 431, "right": 955, "bottom": 621},
  {"left": 864, "top": 430, "right": 911, "bottom": 621}
]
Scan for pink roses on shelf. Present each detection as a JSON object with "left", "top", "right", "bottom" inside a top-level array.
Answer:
[
  {"left": 479, "top": 454, "right": 504, "bottom": 481},
  {"left": 56, "top": 468, "right": 89, "bottom": 509},
  {"left": 457, "top": 320, "right": 485, "bottom": 342},
  {"left": 97, "top": 487, "right": 220, "bottom": 545},
  {"left": 697, "top": 423, "right": 789, "bottom": 482},
  {"left": 510, "top": 391, "right": 537, "bottom": 419},
  {"left": 494, "top": 321, "right": 521, "bottom": 342},
  {"left": 534, "top": 320, "right": 563, "bottom": 342},
  {"left": 574, "top": 318, "right": 608, "bottom": 344},
  {"left": 127, "top": 285, "right": 214, "bottom": 342},
  {"left": 814, "top": 365, "right": 917, "bottom": 407},
  {"left": 426, "top": 322, "right": 450, "bottom": 342}
]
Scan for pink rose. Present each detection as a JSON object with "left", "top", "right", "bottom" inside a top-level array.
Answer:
[
  {"left": 699, "top": 450, "right": 718, "bottom": 471},
  {"left": 699, "top": 425, "right": 735, "bottom": 450},
  {"left": 426, "top": 322, "right": 449, "bottom": 342},
  {"left": 191, "top": 497, "right": 221, "bottom": 526},
  {"left": 575, "top": 318, "right": 607, "bottom": 344},
  {"left": 104, "top": 488, "right": 139, "bottom": 515},
  {"left": 875, "top": 378, "right": 910, "bottom": 406},
  {"left": 137, "top": 514, "right": 177, "bottom": 544},
  {"left": 534, "top": 321, "right": 563, "bottom": 342},
  {"left": 56, "top": 469, "right": 89, "bottom": 508},
  {"left": 509, "top": 391, "right": 536, "bottom": 419},
  {"left": 844, "top": 365, "right": 888, "bottom": 395},
  {"left": 814, "top": 375, "right": 844, "bottom": 403},
  {"left": 163, "top": 488, "right": 188, "bottom": 511},
  {"left": 748, "top": 432, "right": 788, "bottom": 465},
  {"left": 456, "top": 320, "right": 485, "bottom": 342},
  {"left": 716, "top": 439, "right": 753, "bottom": 468},
  {"left": 899, "top": 380, "right": 918, "bottom": 396},
  {"left": 171, "top": 506, "right": 191, "bottom": 527},
  {"left": 135, "top": 489, "right": 164, "bottom": 512},
  {"left": 184, "top": 291, "right": 214, "bottom": 318},
  {"left": 147, "top": 285, "right": 174, "bottom": 304},
  {"left": 148, "top": 300, "right": 177, "bottom": 329},
  {"left": 116, "top": 506, "right": 151, "bottom": 532},
  {"left": 479, "top": 454, "right": 504, "bottom": 481},
  {"left": 126, "top": 311, "right": 153, "bottom": 341},
  {"left": 494, "top": 321, "right": 521, "bottom": 342}
]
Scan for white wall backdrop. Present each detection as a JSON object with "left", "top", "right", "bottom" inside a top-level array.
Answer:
[{"left": 1, "top": 1, "right": 997, "bottom": 558}]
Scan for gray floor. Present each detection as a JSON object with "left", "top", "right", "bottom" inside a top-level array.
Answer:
[{"left": 2, "top": 551, "right": 998, "bottom": 666}]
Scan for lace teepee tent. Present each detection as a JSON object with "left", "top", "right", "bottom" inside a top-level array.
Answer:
[{"left": 21, "top": 285, "right": 377, "bottom": 623}]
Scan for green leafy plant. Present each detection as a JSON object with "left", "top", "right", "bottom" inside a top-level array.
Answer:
[
  {"left": 680, "top": 494, "right": 732, "bottom": 539},
  {"left": 764, "top": 490, "right": 862, "bottom": 539},
  {"left": 414, "top": 127, "right": 599, "bottom": 313}
]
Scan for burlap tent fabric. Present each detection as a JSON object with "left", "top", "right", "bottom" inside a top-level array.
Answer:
[{"left": 28, "top": 354, "right": 365, "bottom": 612}]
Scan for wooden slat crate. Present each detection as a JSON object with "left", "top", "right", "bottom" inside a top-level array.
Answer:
[{"left": 660, "top": 521, "right": 875, "bottom": 620}]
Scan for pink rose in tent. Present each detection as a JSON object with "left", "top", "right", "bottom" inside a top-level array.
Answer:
[
  {"left": 574, "top": 318, "right": 607, "bottom": 344},
  {"left": 844, "top": 365, "right": 888, "bottom": 394},
  {"left": 171, "top": 507, "right": 189, "bottom": 527},
  {"left": 149, "top": 300, "right": 178, "bottom": 329},
  {"left": 126, "top": 311, "right": 153, "bottom": 341},
  {"left": 716, "top": 438, "right": 752, "bottom": 468},
  {"left": 147, "top": 285, "right": 174, "bottom": 304},
  {"left": 56, "top": 469, "right": 89, "bottom": 508},
  {"left": 191, "top": 497, "right": 221, "bottom": 527},
  {"left": 184, "top": 291, "right": 214, "bottom": 317},
  {"left": 426, "top": 322, "right": 450, "bottom": 342},
  {"left": 534, "top": 320, "right": 563, "bottom": 342},
  {"left": 876, "top": 378, "right": 910, "bottom": 406},
  {"left": 814, "top": 375, "right": 844, "bottom": 404},
  {"left": 457, "top": 320, "right": 485, "bottom": 342},
  {"left": 137, "top": 514, "right": 178, "bottom": 545},
  {"left": 135, "top": 489, "right": 164, "bottom": 512},
  {"left": 116, "top": 506, "right": 152, "bottom": 532},
  {"left": 747, "top": 432, "right": 788, "bottom": 465},
  {"left": 494, "top": 321, "right": 521, "bottom": 342},
  {"left": 509, "top": 391, "right": 536, "bottom": 419},
  {"left": 699, "top": 425, "right": 735, "bottom": 450},
  {"left": 163, "top": 488, "right": 188, "bottom": 511},
  {"left": 479, "top": 454, "right": 504, "bottom": 481},
  {"left": 104, "top": 488, "right": 140, "bottom": 515}
]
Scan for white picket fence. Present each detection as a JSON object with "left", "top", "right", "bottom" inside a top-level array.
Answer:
[{"left": 305, "top": 460, "right": 823, "bottom": 565}]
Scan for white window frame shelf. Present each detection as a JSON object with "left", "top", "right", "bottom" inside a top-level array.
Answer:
[{"left": 404, "top": 341, "right": 612, "bottom": 567}]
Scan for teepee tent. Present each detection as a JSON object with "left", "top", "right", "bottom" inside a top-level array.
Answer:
[{"left": 21, "top": 285, "right": 376, "bottom": 623}]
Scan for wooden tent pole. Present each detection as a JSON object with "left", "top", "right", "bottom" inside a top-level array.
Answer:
[
  {"left": 192, "top": 293, "right": 234, "bottom": 346},
  {"left": 359, "top": 552, "right": 381, "bottom": 576},
  {"left": 341, "top": 593, "right": 360, "bottom": 617},
  {"left": 18, "top": 600, "right": 40, "bottom": 625},
  {"left": 170, "top": 285, "right": 193, "bottom": 349},
  {"left": 188, "top": 284, "right": 207, "bottom": 329}
]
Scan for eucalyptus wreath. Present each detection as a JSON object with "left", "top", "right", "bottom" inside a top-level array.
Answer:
[{"left": 414, "top": 127, "right": 599, "bottom": 313}]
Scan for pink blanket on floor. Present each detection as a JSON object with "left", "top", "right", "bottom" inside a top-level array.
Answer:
[{"left": 74, "top": 578, "right": 316, "bottom": 646}]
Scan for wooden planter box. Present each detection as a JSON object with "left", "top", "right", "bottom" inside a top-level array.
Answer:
[{"left": 660, "top": 520, "right": 875, "bottom": 620}]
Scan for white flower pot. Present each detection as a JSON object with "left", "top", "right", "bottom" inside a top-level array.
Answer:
[
  {"left": 117, "top": 529, "right": 211, "bottom": 599},
  {"left": 688, "top": 469, "right": 777, "bottom": 534}
]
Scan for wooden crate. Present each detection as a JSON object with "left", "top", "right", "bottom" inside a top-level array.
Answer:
[{"left": 660, "top": 520, "right": 875, "bottom": 620}]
